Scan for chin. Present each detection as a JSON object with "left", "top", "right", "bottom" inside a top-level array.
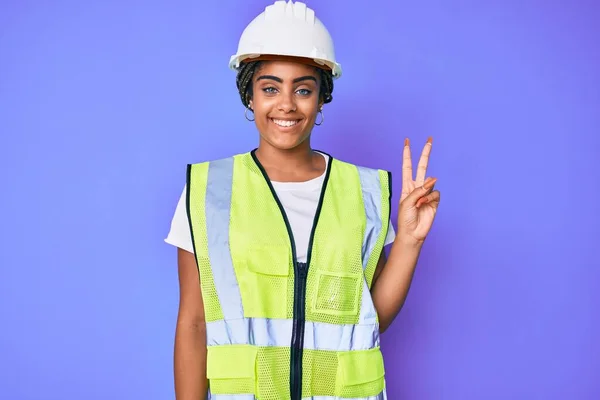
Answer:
[{"left": 258, "top": 119, "right": 311, "bottom": 150}]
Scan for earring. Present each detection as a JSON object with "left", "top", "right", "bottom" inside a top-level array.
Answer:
[
  {"left": 245, "top": 107, "right": 255, "bottom": 122},
  {"left": 315, "top": 109, "right": 324, "bottom": 126}
]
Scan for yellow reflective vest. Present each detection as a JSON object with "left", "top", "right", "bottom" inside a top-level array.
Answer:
[{"left": 186, "top": 150, "right": 391, "bottom": 400}]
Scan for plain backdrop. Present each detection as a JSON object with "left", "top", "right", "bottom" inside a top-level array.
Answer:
[{"left": 1, "top": 0, "right": 599, "bottom": 399}]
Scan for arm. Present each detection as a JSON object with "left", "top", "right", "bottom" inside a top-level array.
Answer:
[
  {"left": 370, "top": 241, "right": 422, "bottom": 333},
  {"left": 371, "top": 137, "right": 440, "bottom": 333},
  {"left": 174, "top": 248, "right": 208, "bottom": 400}
]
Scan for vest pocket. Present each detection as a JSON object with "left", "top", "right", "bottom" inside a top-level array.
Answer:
[
  {"left": 336, "top": 347, "right": 385, "bottom": 397},
  {"left": 312, "top": 270, "right": 362, "bottom": 317},
  {"left": 240, "top": 246, "right": 290, "bottom": 318},
  {"left": 206, "top": 345, "right": 258, "bottom": 395}
]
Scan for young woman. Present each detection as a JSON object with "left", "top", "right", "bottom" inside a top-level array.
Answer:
[{"left": 165, "top": 1, "right": 440, "bottom": 399}]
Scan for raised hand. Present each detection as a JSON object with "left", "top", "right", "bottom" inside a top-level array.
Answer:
[{"left": 397, "top": 137, "right": 441, "bottom": 245}]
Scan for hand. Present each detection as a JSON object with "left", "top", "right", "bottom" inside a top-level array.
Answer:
[{"left": 397, "top": 137, "right": 441, "bottom": 246}]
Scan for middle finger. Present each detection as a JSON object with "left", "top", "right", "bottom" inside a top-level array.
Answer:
[{"left": 415, "top": 137, "right": 433, "bottom": 185}]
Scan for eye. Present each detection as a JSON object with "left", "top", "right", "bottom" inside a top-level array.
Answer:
[
  {"left": 262, "top": 87, "right": 278, "bottom": 94},
  {"left": 296, "top": 88, "right": 312, "bottom": 96}
]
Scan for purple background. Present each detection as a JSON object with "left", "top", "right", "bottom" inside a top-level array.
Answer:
[{"left": 1, "top": 0, "right": 599, "bottom": 399}]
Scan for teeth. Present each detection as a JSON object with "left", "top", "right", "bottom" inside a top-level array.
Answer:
[{"left": 272, "top": 119, "right": 298, "bottom": 127}]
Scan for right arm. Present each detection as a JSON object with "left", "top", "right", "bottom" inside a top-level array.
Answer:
[{"left": 174, "top": 248, "right": 208, "bottom": 400}]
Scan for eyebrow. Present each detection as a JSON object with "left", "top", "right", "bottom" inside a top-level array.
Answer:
[{"left": 256, "top": 75, "right": 317, "bottom": 84}]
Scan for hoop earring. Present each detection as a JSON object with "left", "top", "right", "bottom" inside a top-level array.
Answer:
[
  {"left": 245, "top": 107, "right": 255, "bottom": 122},
  {"left": 315, "top": 109, "right": 324, "bottom": 126}
]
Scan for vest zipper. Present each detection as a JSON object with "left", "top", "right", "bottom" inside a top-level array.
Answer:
[
  {"left": 290, "top": 261, "right": 308, "bottom": 400},
  {"left": 250, "top": 150, "right": 333, "bottom": 400}
]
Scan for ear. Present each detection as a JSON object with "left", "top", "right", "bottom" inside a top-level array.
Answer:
[{"left": 249, "top": 99, "right": 253, "bottom": 110}]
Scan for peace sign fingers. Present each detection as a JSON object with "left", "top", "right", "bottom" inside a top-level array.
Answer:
[
  {"left": 397, "top": 136, "right": 440, "bottom": 245},
  {"left": 415, "top": 137, "right": 433, "bottom": 186}
]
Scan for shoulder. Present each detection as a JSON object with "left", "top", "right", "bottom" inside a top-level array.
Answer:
[
  {"left": 325, "top": 152, "right": 392, "bottom": 190},
  {"left": 325, "top": 151, "right": 390, "bottom": 174},
  {"left": 186, "top": 152, "right": 254, "bottom": 179},
  {"left": 187, "top": 152, "right": 249, "bottom": 169}
]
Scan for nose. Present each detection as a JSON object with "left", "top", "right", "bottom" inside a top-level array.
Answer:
[{"left": 277, "top": 89, "right": 296, "bottom": 113}]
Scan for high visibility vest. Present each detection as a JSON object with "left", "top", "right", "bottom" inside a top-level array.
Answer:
[{"left": 186, "top": 150, "right": 391, "bottom": 400}]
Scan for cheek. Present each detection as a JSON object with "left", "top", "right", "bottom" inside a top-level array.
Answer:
[
  {"left": 252, "top": 105, "right": 270, "bottom": 122},
  {"left": 298, "top": 102, "right": 319, "bottom": 120},
  {"left": 250, "top": 95, "right": 273, "bottom": 117},
  {"left": 251, "top": 104, "right": 272, "bottom": 131}
]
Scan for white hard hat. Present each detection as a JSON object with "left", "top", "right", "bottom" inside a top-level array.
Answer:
[{"left": 229, "top": 0, "right": 342, "bottom": 79}]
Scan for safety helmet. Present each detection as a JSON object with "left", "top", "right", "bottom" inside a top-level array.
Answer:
[{"left": 229, "top": 0, "right": 342, "bottom": 79}]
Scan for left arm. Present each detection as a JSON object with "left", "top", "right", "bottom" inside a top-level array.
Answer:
[
  {"left": 370, "top": 137, "right": 440, "bottom": 334},
  {"left": 370, "top": 241, "right": 422, "bottom": 333}
]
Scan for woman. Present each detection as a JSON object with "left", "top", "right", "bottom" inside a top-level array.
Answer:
[{"left": 165, "top": 1, "right": 440, "bottom": 399}]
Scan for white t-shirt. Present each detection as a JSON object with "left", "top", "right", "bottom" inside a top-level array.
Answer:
[{"left": 164, "top": 153, "right": 396, "bottom": 262}]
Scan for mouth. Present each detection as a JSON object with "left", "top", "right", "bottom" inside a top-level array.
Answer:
[{"left": 270, "top": 118, "right": 302, "bottom": 129}]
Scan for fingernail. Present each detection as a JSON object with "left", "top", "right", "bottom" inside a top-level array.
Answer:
[
  {"left": 427, "top": 137, "right": 433, "bottom": 145},
  {"left": 404, "top": 138, "right": 409, "bottom": 146},
  {"left": 423, "top": 177, "right": 437, "bottom": 190}
]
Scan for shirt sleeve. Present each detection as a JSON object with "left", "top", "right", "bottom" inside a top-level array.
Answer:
[
  {"left": 164, "top": 185, "right": 195, "bottom": 253},
  {"left": 384, "top": 218, "right": 396, "bottom": 247}
]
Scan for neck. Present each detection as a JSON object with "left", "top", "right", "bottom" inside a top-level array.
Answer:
[{"left": 254, "top": 140, "right": 315, "bottom": 174}]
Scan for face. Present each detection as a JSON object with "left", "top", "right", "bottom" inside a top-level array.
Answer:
[{"left": 248, "top": 60, "right": 323, "bottom": 151}]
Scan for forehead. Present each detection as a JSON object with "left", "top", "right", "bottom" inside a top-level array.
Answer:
[{"left": 255, "top": 60, "right": 319, "bottom": 80}]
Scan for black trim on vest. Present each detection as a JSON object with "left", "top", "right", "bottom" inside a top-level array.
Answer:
[
  {"left": 387, "top": 170, "right": 393, "bottom": 230},
  {"left": 185, "top": 164, "right": 202, "bottom": 285},
  {"left": 250, "top": 149, "right": 333, "bottom": 400}
]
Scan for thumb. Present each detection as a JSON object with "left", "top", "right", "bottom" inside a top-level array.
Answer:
[{"left": 402, "top": 177, "right": 437, "bottom": 207}]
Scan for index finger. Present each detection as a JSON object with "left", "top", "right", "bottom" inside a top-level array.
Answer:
[{"left": 402, "top": 138, "right": 413, "bottom": 189}]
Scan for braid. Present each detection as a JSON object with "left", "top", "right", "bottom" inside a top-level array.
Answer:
[
  {"left": 318, "top": 68, "right": 334, "bottom": 104},
  {"left": 235, "top": 61, "right": 259, "bottom": 109},
  {"left": 235, "top": 61, "right": 335, "bottom": 109}
]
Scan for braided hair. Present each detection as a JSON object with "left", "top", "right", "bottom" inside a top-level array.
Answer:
[{"left": 235, "top": 61, "right": 334, "bottom": 110}]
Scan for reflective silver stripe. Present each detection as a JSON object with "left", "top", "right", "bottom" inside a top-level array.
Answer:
[
  {"left": 358, "top": 278, "right": 378, "bottom": 325},
  {"left": 356, "top": 166, "right": 384, "bottom": 325},
  {"left": 303, "top": 320, "right": 380, "bottom": 351},
  {"left": 304, "top": 392, "right": 386, "bottom": 400},
  {"left": 356, "top": 166, "right": 383, "bottom": 272},
  {"left": 205, "top": 157, "right": 244, "bottom": 320},
  {"left": 206, "top": 318, "right": 379, "bottom": 351},
  {"left": 208, "top": 393, "right": 385, "bottom": 400}
]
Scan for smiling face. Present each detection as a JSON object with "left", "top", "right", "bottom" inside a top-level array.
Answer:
[{"left": 248, "top": 60, "right": 323, "bottom": 151}]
